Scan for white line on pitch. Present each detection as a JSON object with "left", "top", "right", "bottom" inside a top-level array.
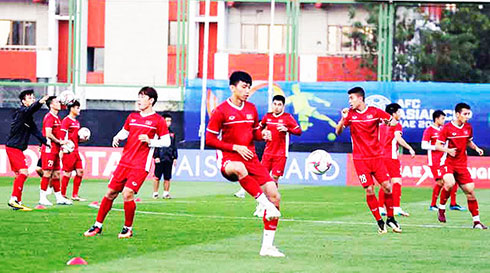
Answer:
[{"left": 108, "top": 208, "right": 474, "bottom": 230}]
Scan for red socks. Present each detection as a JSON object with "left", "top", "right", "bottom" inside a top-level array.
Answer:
[
  {"left": 61, "top": 176, "right": 70, "bottom": 196},
  {"left": 467, "top": 199, "right": 479, "bottom": 217},
  {"left": 366, "top": 194, "right": 382, "bottom": 221},
  {"left": 378, "top": 188, "right": 385, "bottom": 208},
  {"left": 12, "top": 174, "right": 27, "bottom": 201},
  {"left": 124, "top": 200, "right": 136, "bottom": 227},
  {"left": 51, "top": 178, "right": 61, "bottom": 192},
  {"left": 263, "top": 206, "right": 279, "bottom": 230},
  {"left": 96, "top": 197, "right": 114, "bottom": 223},
  {"left": 392, "top": 183, "right": 401, "bottom": 207},
  {"left": 238, "top": 175, "right": 263, "bottom": 199},
  {"left": 431, "top": 184, "right": 442, "bottom": 206},
  {"left": 384, "top": 193, "right": 394, "bottom": 217},
  {"left": 450, "top": 185, "right": 458, "bottom": 206},
  {"left": 439, "top": 188, "right": 451, "bottom": 207},
  {"left": 73, "top": 175, "right": 82, "bottom": 197},
  {"left": 40, "top": 176, "right": 50, "bottom": 191}
]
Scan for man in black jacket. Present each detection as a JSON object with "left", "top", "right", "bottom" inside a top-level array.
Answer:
[
  {"left": 152, "top": 113, "right": 178, "bottom": 199},
  {"left": 6, "top": 90, "right": 49, "bottom": 211}
]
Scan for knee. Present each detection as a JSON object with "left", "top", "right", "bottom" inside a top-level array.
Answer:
[
  {"left": 53, "top": 172, "right": 61, "bottom": 179},
  {"left": 122, "top": 189, "right": 135, "bottom": 201},
  {"left": 105, "top": 190, "right": 119, "bottom": 200},
  {"left": 365, "top": 186, "right": 375, "bottom": 195},
  {"left": 268, "top": 192, "right": 281, "bottom": 204},
  {"left": 19, "top": 169, "right": 29, "bottom": 176},
  {"left": 77, "top": 170, "right": 84, "bottom": 177}
]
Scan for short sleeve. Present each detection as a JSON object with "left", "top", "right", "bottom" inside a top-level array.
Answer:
[
  {"left": 422, "top": 128, "right": 431, "bottom": 142},
  {"left": 44, "top": 115, "right": 54, "bottom": 129},
  {"left": 253, "top": 106, "right": 261, "bottom": 130},
  {"left": 437, "top": 126, "right": 448, "bottom": 143},
  {"left": 123, "top": 114, "right": 132, "bottom": 131},
  {"left": 469, "top": 125, "right": 473, "bottom": 141},
  {"left": 287, "top": 114, "right": 300, "bottom": 130},
  {"left": 395, "top": 123, "right": 403, "bottom": 134},
  {"left": 259, "top": 113, "right": 268, "bottom": 128},
  {"left": 343, "top": 110, "right": 352, "bottom": 127},
  {"left": 376, "top": 108, "right": 392, "bottom": 122},
  {"left": 206, "top": 108, "right": 224, "bottom": 135},
  {"left": 157, "top": 116, "right": 169, "bottom": 137},
  {"left": 61, "top": 118, "right": 69, "bottom": 131}
]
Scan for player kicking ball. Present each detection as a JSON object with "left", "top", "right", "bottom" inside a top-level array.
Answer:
[
  {"left": 206, "top": 71, "right": 284, "bottom": 257},
  {"left": 84, "top": 87, "right": 170, "bottom": 238},
  {"left": 336, "top": 87, "right": 402, "bottom": 234},
  {"left": 435, "top": 103, "right": 486, "bottom": 229}
]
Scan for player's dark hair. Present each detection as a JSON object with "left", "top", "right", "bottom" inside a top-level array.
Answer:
[
  {"left": 138, "top": 86, "right": 158, "bottom": 106},
  {"left": 162, "top": 113, "right": 172, "bottom": 119},
  {"left": 68, "top": 100, "right": 81, "bottom": 111},
  {"left": 385, "top": 103, "right": 402, "bottom": 115},
  {"left": 432, "top": 110, "right": 446, "bottom": 122},
  {"left": 347, "top": 87, "right": 365, "bottom": 101},
  {"left": 19, "top": 89, "right": 34, "bottom": 102},
  {"left": 455, "top": 103, "right": 471, "bottom": 113},
  {"left": 272, "top": 95, "right": 285, "bottom": 104},
  {"left": 229, "top": 71, "right": 252, "bottom": 86},
  {"left": 46, "top": 96, "right": 58, "bottom": 109}
]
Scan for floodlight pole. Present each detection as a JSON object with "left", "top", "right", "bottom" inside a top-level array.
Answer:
[
  {"left": 268, "top": 0, "right": 276, "bottom": 111},
  {"left": 199, "top": 0, "right": 211, "bottom": 150}
]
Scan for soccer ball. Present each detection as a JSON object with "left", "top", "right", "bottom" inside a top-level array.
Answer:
[
  {"left": 58, "top": 90, "right": 76, "bottom": 105},
  {"left": 61, "top": 140, "right": 75, "bottom": 153},
  {"left": 306, "top": 149, "right": 333, "bottom": 175},
  {"left": 78, "top": 127, "right": 91, "bottom": 140}
]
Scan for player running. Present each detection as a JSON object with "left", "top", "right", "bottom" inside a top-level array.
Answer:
[
  {"left": 206, "top": 71, "right": 284, "bottom": 257},
  {"left": 6, "top": 90, "right": 49, "bottom": 211},
  {"left": 39, "top": 96, "right": 72, "bottom": 206},
  {"left": 335, "top": 87, "right": 402, "bottom": 234},
  {"left": 60, "top": 100, "right": 88, "bottom": 201},
  {"left": 435, "top": 103, "right": 486, "bottom": 229},
  {"left": 84, "top": 87, "right": 170, "bottom": 238},
  {"left": 421, "top": 110, "right": 465, "bottom": 211},
  {"left": 378, "top": 103, "right": 415, "bottom": 217}
]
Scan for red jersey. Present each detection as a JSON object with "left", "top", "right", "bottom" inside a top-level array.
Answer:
[
  {"left": 344, "top": 106, "right": 392, "bottom": 160},
  {"left": 206, "top": 99, "right": 261, "bottom": 158},
  {"left": 260, "top": 112, "right": 301, "bottom": 157},
  {"left": 42, "top": 112, "right": 62, "bottom": 154},
  {"left": 61, "top": 115, "right": 80, "bottom": 151},
  {"left": 119, "top": 112, "right": 169, "bottom": 171},
  {"left": 437, "top": 121, "right": 473, "bottom": 167},
  {"left": 380, "top": 123, "right": 402, "bottom": 159},
  {"left": 422, "top": 124, "right": 445, "bottom": 166}
]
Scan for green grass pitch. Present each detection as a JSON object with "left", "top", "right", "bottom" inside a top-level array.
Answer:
[{"left": 0, "top": 177, "right": 489, "bottom": 272}]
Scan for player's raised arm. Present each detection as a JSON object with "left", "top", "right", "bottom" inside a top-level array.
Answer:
[{"left": 335, "top": 108, "right": 349, "bottom": 136}]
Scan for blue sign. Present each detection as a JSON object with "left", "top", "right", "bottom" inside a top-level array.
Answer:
[
  {"left": 185, "top": 80, "right": 490, "bottom": 147},
  {"left": 171, "top": 149, "right": 347, "bottom": 186}
]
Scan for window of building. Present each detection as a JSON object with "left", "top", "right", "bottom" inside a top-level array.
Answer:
[
  {"left": 241, "top": 24, "right": 287, "bottom": 53},
  {"left": 327, "top": 25, "right": 367, "bottom": 54},
  {"left": 0, "top": 20, "right": 36, "bottom": 46},
  {"left": 87, "top": 47, "right": 104, "bottom": 72}
]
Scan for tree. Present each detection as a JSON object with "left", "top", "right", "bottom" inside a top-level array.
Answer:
[{"left": 348, "top": 4, "right": 490, "bottom": 83}]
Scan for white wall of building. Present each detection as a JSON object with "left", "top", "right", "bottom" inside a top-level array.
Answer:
[
  {"left": 104, "top": 0, "right": 169, "bottom": 85},
  {"left": 0, "top": 1, "right": 49, "bottom": 46}
]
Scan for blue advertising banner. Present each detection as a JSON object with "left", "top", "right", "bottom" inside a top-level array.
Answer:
[
  {"left": 184, "top": 80, "right": 490, "bottom": 147},
  {"left": 171, "top": 149, "right": 347, "bottom": 186}
]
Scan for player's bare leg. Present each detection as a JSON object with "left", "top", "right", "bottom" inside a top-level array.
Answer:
[
  {"left": 71, "top": 169, "right": 86, "bottom": 201},
  {"left": 119, "top": 187, "right": 136, "bottom": 238},
  {"left": 163, "top": 179, "right": 172, "bottom": 199},
  {"left": 84, "top": 188, "right": 119, "bottom": 237},
  {"left": 391, "top": 178, "right": 409, "bottom": 217},
  {"left": 380, "top": 181, "right": 402, "bottom": 233},
  {"left": 459, "top": 183, "right": 487, "bottom": 229},
  {"left": 438, "top": 173, "right": 456, "bottom": 223},
  {"left": 152, "top": 177, "right": 160, "bottom": 199},
  {"left": 8, "top": 168, "right": 32, "bottom": 211},
  {"left": 254, "top": 175, "right": 279, "bottom": 217},
  {"left": 259, "top": 181, "right": 285, "bottom": 257}
]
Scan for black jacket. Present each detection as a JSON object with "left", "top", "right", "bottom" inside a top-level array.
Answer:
[
  {"left": 6, "top": 100, "right": 47, "bottom": 151},
  {"left": 153, "top": 129, "right": 178, "bottom": 162}
]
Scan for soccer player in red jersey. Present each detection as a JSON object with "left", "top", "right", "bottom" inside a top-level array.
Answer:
[
  {"left": 335, "top": 87, "right": 402, "bottom": 234},
  {"left": 84, "top": 87, "right": 170, "bottom": 238},
  {"left": 39, "top": 96, "right": 72, "bottom": 206},
  {"left": 206, "top": 71, "right": 284, "bottom": 257},
  {"left": 422, "top": 110, "right": 465, "bottom": 211},
  {"left": 435, "top": 103, "right": 486, "bottom": 229},
  {"left": 60, "top": 100, "right": 88, "bottom": 201},
  {"left": 6, "top": 90, "right": 49, "bottom": 211},
  {"left": 377, "top": 103, "right": 415, "bottom": 217}
]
